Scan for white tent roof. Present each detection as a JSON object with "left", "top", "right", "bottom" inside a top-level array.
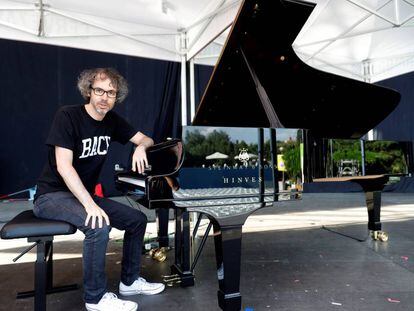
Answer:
[
  {"left": 293, "top": 0, "right": 414, "bottom": 82},
  {"left": 0, "top": 0, "right": 241, "bottom": 64},
  {"left": 205, "top": 151, "right": 228, "bottom": 159},
  {"left": 1, "top": 0, "right": 414, "bottom": 81}
]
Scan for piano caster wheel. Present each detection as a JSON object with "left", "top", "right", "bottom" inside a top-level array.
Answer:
[
  {"left": 371, "top": 230, "right": 389, "bottom": 242},
  {"left": 149, "top": 247, "right": 169, "bottom": 262}
]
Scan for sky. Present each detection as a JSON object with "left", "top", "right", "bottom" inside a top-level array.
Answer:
[{"left": 183, "top": 126, "right": 301, "bottom": 144}]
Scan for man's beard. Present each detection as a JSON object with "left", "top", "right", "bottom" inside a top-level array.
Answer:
[
  {"left": 94, "top": 100, "right": 109, "bottom": 115},
  {"left": 96, "top": 107, "right": 107, "bottom": 115}
]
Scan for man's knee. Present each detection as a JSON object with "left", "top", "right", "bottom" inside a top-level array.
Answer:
[
  {"left": 133, "top": 209, "right": 147, "bottom": 225},
  {"left": 84, "top": 224, "right": 111, "bottom": 242},
  {"left": 125, "top": 209, "right": 147, "bottom": 232}
]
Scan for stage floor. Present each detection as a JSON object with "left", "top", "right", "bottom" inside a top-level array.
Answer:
[{"left": 1, "top": 193, "right": 414, "bottom": 311}]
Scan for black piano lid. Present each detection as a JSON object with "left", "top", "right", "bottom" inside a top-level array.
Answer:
[{"left": 193, "top": 0, "right": 401, "bottom": 139}]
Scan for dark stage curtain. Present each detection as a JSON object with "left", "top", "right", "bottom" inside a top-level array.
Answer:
[
  {"left": 375, "top": 71, "right": 414, "bottom": 141},
  {"left": 0, "top": 38, "right": 212, "bottom": 197},
  {"left": 100, "top": 60, "right": 182, "bottom": 196},
  {"left": 194, "top": 64, "right": 214, "bottom": 107}
]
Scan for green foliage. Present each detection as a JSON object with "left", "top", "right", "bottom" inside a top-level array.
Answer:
[
  {"left": 365, "top": 141, "right": 407, "bottom": 174},
  {"left": 331, "top": 140, "right": 407, "bottom": 175},
  {"left": 332, "top": 140, "right": 361, "bottom": 162},
  {"left": 185, "top": 131, "right": 407, "bottom": 179},
  {"left": 280, "top": 141, "right": 301, "bottom": 180},
  {"left": 184, "top": 130, "right": 234, "bottom": 166},
  {"left": 184, "top": 129, "right": 303, "bottom": 181}
]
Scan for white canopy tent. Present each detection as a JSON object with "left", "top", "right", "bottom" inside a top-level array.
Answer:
[
  {"left": 205, "top": 152, "right": 229, "bottom": 159},
  {"left": 292, "top": 0, "right": 414, "bottom": 141},
  {"left": 0, "top": 0, "right": 240, "bottom": 63},
  {"left": 1, "top": 0, "right": 414, "bottom": 125},
  {"left": 0, "top": 0, "right": 242, "bottom": 125},
  {"left": 294, "top": 0, "right": 414, "bottom": 83}
]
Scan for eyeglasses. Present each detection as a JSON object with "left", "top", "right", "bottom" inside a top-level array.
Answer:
[{"left": 91, "top": 87, "right": 117, "bottom": 98}]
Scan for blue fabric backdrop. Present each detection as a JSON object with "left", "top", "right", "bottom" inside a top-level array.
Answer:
[
  {"left": 1, "top": 37, "right": 414, "bottom": 196},
  {"left": 0, "top": 38, "right": 212, "bottom": 196}
]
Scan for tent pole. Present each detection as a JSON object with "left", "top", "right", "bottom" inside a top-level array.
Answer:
[
  {"left": 37, "top": 0, "right": 45, "bottom": 37},
  {"left": 181, "top": 33, "right": 188, "bottom": 126},
  {"left": 394, "top": 0, "right": 401, "bottom": 25},
  {"left": 360, "top": 140, "right": 366, "bottom": 176},
  {"left": 189, "top": 58, "right": 195, "bottom": 123},
  {"left": 361, "top": 58, "right": 373, "bottom": 176}
]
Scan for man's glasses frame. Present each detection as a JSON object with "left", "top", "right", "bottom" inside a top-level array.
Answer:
[{"left": 90, "top": 87, "right": 117, "bottom": 98}]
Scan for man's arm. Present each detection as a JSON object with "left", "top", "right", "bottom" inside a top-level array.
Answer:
[
  {"left": 129, "top": 131, "right": 154, "bottom": 174},
  {"left": 55, "top": 146, "right": 110, "bottom": 229}
]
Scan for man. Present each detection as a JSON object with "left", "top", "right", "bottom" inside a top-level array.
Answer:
[{"left": 33, "top": 68, "right": 164, "bottom": 311}]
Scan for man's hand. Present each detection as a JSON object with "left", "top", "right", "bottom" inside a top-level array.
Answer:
[
  {"left": 132, "top": 145, "right": 149, "bottom": 174},
  {"left": 55, "top": 146, "right": 110, "bottom": 229},
  {"left": 129, "top": 132, "right": 153, "bottom": 174},
  {"left": 84, "top": 204, "right": 110, "bottom": 229}
]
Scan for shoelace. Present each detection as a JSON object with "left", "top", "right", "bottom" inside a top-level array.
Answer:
[
  {"left": 137, "top": 277, "right": 147, "bottom": 284},
  {"left": 101, "top": 292, "right": 128, "bottom": 306},
  {"left": 137, "top": 277, "right": 162, "bottom": 289},
  {"left": 102, "top": 292, "right": 118, "bottom": 301},
  {"left": 138, "top": 277, "right": 159, "bottom": 288}
]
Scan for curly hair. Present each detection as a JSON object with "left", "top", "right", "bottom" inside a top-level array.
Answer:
[{"left": 77, "top": 68, "right": 128, "bottom": 103}]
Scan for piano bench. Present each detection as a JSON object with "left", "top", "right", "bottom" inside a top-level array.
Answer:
[{"left": 0, "top": 210, "right": 78, "bottom": 311}]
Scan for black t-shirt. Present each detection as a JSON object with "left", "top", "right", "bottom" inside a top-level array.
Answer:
[{"left": 35, "top": 105, "right": 136, "bottom": 200}]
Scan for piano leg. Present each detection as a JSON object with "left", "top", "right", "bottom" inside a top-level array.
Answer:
[
  {"left": 182, "top": 210, "right": 191, "bottom": 273},
  {"left": 173, "top": 208, "right": 182, "bottom": 266},
  {"left": 169, "top": 208, "right": 194, "bottom": 287},
  {"left": 213, "top": 222, "right": 243, "bottom": 311},
  {"left": 366, "top": 191, "right": 381, "bottom": 231},
  {"left": 365, "top": 191, "right": 388, "bottom": 241},
  {"left": 156, "top": 207, "right": 170, "bottom": 247}
]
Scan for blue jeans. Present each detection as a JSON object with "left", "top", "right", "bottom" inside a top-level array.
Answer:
[{"left": 33, "top": 191, "right": 147, "bottom": 304}]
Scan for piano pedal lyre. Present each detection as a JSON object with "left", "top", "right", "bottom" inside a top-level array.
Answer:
[{"left": 370, "top": 230, "right": 389, "bottom": 242}]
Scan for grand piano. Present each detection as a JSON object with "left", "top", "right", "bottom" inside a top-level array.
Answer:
[{"left": 117, "top": 0, "right": 401, "bottom": 310}]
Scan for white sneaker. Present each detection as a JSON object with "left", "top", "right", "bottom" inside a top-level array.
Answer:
[
  {"left": 119, "top": 277, "right": 165, "bottom": 296},
  {"left": 85, "top": 292, "right": 138, "bottom": 311}
]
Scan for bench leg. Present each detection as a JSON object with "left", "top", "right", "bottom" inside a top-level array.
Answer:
[
  {"left": 36, "top": 239, "right": 47, "bottom": 311},
  {"left": 16, "top": 237, "right": 78, "bottom": 311}
]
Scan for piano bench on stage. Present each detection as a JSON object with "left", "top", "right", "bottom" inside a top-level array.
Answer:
[{"left": 0, "top": 210, "right": 78, "bottom": 311}]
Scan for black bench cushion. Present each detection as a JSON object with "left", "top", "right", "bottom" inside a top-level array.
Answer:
[{"left": 0, "top": 210, "right": 77, "bottom": 239}]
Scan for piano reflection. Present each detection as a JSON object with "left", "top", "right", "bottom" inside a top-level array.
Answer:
[{"left": 116, "top": 0, "right": 401, "bottom": 310}]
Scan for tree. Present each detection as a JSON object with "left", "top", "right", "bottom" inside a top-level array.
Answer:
[
  {"left": 184, "top": 130, "right": 233, "bottom": 166},
  {"left": 331, "top": 140, "right": 407, "bottom": 175},
  {"left": 281, "top": 141, "right": 301, "bottom": 181}
]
